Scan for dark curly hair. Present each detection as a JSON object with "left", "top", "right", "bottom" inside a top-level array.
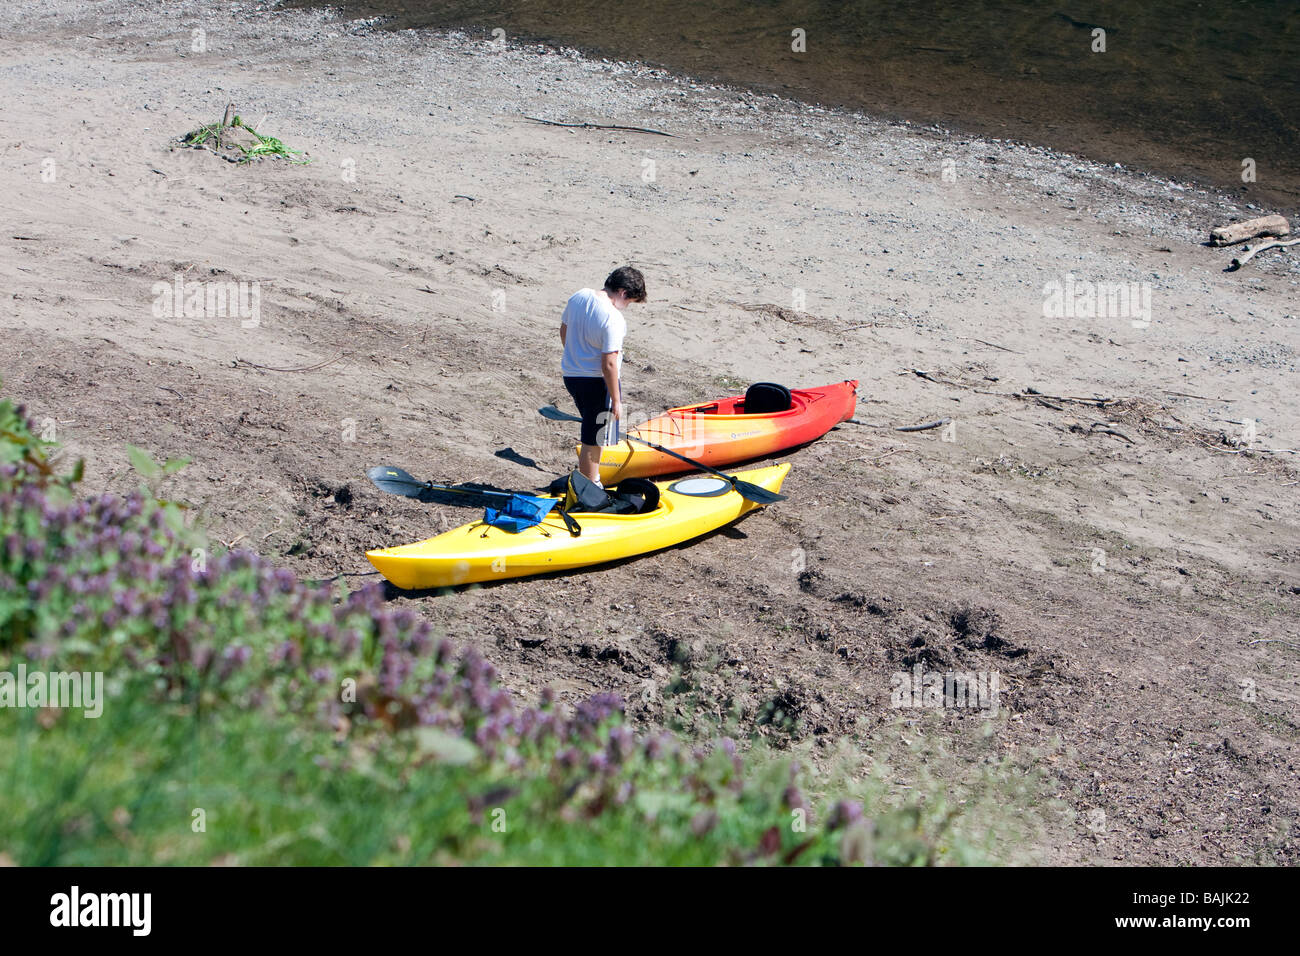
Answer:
[{"left": 604, "top": 266, "right": 647, "bottom": 303}]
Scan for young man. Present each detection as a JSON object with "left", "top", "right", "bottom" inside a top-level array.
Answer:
[{"left": 560, "top": 266, "right": 647, "bottom": 485}]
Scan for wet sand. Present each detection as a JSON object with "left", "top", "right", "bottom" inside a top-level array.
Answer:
[{"left": 288, "top": 0, "right": 1300, "bottom": 209}]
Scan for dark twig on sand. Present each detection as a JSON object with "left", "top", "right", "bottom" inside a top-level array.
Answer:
[
  {"left": 910, "top": 369, "right": 970, "bottom": 389},
  {"left": 1192, "top": 438, "right": 1242, "bottom": 455},
  {"left": 524, "top": 115, "right": 675, "bottom": 137},
  {"left": 1020, "top": 388, "right": 1116, "bottom": 408},
  {"left": 847, "top": 448, "right": 911, "bottom": 465},
  {"left": 908, "top": 370, "right": 1121, "bottom": 411},
  {"left": 1162, "top": 390, "right": 1227, "bottom": 401},
  {"left": 843, "top": 417, "right": 951, "bottom": 432},
  {"left": 894, "top": 418, "right": 951, "bottom": 433},
  {"left": 1089, "top": 422, "right": 1135, "bottom": 444},
  {"left": 1248, "top": 639, "right": 1300, "bottom": 650},
  {"left": 235, "top": 354, "right": 347, "bottom": 373},
  {"left": 971, "top": 337, "right": 1023, "bottom": 354}
]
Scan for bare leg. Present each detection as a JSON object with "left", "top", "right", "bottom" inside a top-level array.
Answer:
[{"left": 578, "top": 444, "right": 602, "bottom": 483}]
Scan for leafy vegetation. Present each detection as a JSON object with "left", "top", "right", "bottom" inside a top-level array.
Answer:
[
  {"left": 180, "top": 115, "right": 309, "bottom": 164},
  {"left": 0, "top": 384, "right": 1029, "bottom": 864}
]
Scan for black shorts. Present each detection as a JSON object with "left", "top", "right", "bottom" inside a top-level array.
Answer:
[{"left": 564, "top": 376, "right": 618, "bottom": 446}]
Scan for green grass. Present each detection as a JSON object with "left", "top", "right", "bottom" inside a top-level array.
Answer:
[
  {"left": 0, "top": 680, "right": 823, "bottom": 865},
  {"left": 0, "top": 382, "right": 1040, "bottom": 865}
]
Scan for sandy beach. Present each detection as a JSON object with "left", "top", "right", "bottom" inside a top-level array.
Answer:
[{"left": 2, "top": 0, "right": 1298, "bottom": 864}]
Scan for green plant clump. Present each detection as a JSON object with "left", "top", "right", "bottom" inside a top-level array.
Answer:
[{"left": 180, "top": 115, "right": 310, "bottom": 164}]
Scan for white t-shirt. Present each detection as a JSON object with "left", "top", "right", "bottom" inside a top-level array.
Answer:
[{"left": 560, "top": 289, "right": 625, "bottom": 378}]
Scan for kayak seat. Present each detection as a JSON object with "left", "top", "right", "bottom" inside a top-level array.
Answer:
[
  {"left": 743, "top": 382, "right": 792, "bottom": 414},
  {"left": 611, "top": 478, "right": 660, "bottom": 514},
  {"left": 555, "top": 470, "right": 660, "bottom": 516},
  {"left": 561, "top": 469, "right": 616, "bottom": 514},
  {"left": 567, "top": 479, "right": 661, "bottom": 516}
]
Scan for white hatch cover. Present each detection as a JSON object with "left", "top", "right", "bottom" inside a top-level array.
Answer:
[{"left": 668, "top": 476, "right": 732, "bottom": 497}]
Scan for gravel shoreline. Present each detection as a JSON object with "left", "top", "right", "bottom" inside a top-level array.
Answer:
[{"left": 8, "top": 0, "right": 1289, "bottom": 239}]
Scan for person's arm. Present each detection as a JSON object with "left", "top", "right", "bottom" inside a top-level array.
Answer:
[
  {"left": 601, "top": 351, "right": 621, "bottom": 419},
  {"left": 560, "top": 323, "right": 567, "bottom": 346}
]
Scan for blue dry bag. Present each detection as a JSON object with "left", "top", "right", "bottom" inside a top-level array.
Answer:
[{"left": 483, "top": 494, "right": 558, "bottom": 533}]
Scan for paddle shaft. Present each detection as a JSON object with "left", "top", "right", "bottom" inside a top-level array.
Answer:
[
  {"left": 538, "top": 406, "right": 783, "bottom": 502},
  {"left": 417, "top": 482, "right": 516, "bottom": 499},
  {"left": 602, "top": 394, "right": 619, "bottom": 446},
  {"left": 367, "top": 467, "right": 520, "bottom": 500}
]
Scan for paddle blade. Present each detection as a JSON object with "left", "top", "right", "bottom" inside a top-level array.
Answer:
[
  {"left": 539, "top": 404, "right": 582, "bottom": 423},
  {"left": 732, "top": 480, "right": 786, "bottom": 505},
  {"left": 367, "top": 465, "right": 430, "bottom": 498}
]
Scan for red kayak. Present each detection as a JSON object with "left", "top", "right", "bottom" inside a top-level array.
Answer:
[{"left": 594, "top": 380, "right": 858, "bottom": 482}]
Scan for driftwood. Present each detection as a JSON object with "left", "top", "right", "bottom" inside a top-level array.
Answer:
[
  {"left": 1209, "top": 214, "right": 1290, "bottom": 247},
  {"left": 1229, "top": 237, "right": 1300, "bottom": 271},
  {"left": 1019, "top": 387, "right": 1115, "bottom": 408},
  {"left": 1088, "top": 422, "right": 1135, "bottom": 444},
  {"left": 844, "top": 416, "right": 953, "bottom": 433},
  {"left": 907, "top": 369, "right": 1117, "bottom": 408},
  {"left": 1067, "top": 420, "right": 1134, "bottom": 443},
  {"left": 894, "top": 418, "right": 951, "bottom": 433}
]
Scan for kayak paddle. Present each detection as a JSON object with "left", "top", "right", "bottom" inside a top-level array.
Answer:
[
  {"left": 368, "top": 465, "right": 584, "bottom": 536},
  {"left": 367, "top": 465, "right": 524, "bottom": 501},
  {"left": 537, "top": 405, "right": 787, "bottom": 505}
]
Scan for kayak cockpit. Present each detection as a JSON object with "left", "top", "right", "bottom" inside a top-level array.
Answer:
[{"left": 672, "top": 392, "right": 808, "bottom": 419}]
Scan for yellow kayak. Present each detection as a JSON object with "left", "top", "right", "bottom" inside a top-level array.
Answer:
[{"left": 366, "top": 463, "right": 790, "bottom": 589}]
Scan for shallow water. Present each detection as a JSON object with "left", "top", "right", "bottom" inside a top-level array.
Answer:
[{"left": 283, "top": 0, "right": 1300, "bottom": 207}]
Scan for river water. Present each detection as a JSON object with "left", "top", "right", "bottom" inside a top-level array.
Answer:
[{"left": 282, "top": 0, "right": 1300, "bottom": 207}]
